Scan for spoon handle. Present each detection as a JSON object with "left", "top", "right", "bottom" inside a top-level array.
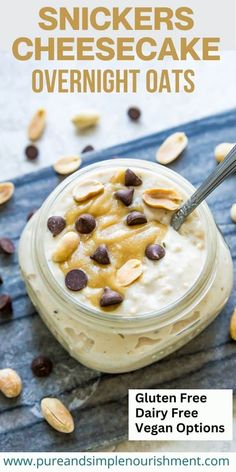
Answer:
[{"left": 171, "top": 144, "right": 236, "bottom": 231}]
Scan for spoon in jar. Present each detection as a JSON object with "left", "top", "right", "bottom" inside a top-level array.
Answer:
[{"left": 171, "top": 144, "right": 236, "bottom": 231}]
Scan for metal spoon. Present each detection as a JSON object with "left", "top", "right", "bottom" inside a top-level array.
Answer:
[{"left": 171, "top": 144, "right": 236, "bottom": 231}]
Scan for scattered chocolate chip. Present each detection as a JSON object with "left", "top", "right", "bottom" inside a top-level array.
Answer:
[
  {"left": 126, "top": 211, "right": 147, "bottom": 226},
  {"left": 115, "top": 188, "right": 134, "bottom": 207},
  {"left": 0, "top": 294, "right": 12, "bottom": 315},
  {"left": 65, "top": 269, "right": 88, "bottom": 291},
  {"left": 125, "top": 169, "right": 142, "bottom": 187},
  {"left": 82, "top": 145, "right": 94, "bottom": 153},
  {"left": 47, "top": 216, "right": 66, "bottom": 237},
  {"left": 27, "top": 209, "right": 38, "bottom": 221},
  {"left": 25, "top": 145, "right": 39, "bottom": 161},
  {"left": 100, "top": 287, "right": 123, "bottom": 307},
  {"left": 75, "top": 214, "right": 96, "bottom": 234},
  {"left": 145, "top": 244, "right": 166, "bottom": 261},
  {"left": 127, "top": 107, "right": 141, "bottom": 121},
  {"left": 31, "top": 355, "right": 53, "bottom": 377},
  {"left": 0, "top": 238, "right": 15, "bottom": 255},
  {"left": 90, "top": 245, "right": 110, "bottom": 265}
]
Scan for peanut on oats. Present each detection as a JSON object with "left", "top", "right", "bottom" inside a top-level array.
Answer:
[
  {"left": 156, "top": 132, "right": 188, "bottom": 165},
  {"left": 52, "top": 232, "right": 80, "bottom": 263},
  {"left": 230, "top": 204, "right": 236, "bottom": 223},
  {"left": 117, "top": 259, "right": 143, "bottom": 287},
  {"left": 73, "top": 180, "right": 104, "bottom": 203},
  {"left": 41, "top": 398, "right": 74, "bottom": 433},
  {"left": 0, "top": 368, "right": 22, "bottom": 398},
  {"left": 72, "top": 111, "right": 100, "bottom": 131},
  {"left": 214, "top": 143, "right": 235, "bottom": 163},
  {"left": 230, "top": 308, "right": 236, "bottom": 341},
  {"left": 143, "top": 188, "right": 182, "bottom": 211},
  {"left": 53, "top": 156, "right": 82, "bottom": 175},
  {"left": 28, "top": 108, "right": 46, "bottom": 141},
  {"left": 0, "top": 182, "right": 14, "bottom": 205}
]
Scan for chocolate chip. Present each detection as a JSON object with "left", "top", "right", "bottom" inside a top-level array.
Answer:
[
  {"left": 126, "top": 211, "right": 147, "bottom": 226},
  {"left": 115, "top": 188, "right": 134, "bottom": 207},
  {"left": 31, "top": 355, "right": 53, "bottom": 377},
  {"left": 145, "top": 244, "right": 166, "bottom": 261},
  {"left": 0, "top": 238, "right": 15, "bottom": 255},
  {"left": 82, "top": 145, "right": 94, "bottom": 153},
  {"left": 90, "top": 245, "right": 110, "bottom": 265},
  {"left": 125, "top": 169, "right": 142, "bottom": 187},
  {"left": 27, "top": 209, "right": 38, "bottom": 221},
  {"left": 47, "top": 216, "right": 66, "bottom": 237},
  {"left": 100, "top": 287, "right": 123, "bottom": 307},
  {"left": 75, "top": 214, "right": 96, "bottom": 234},
  {"left": 0, "top": 294, "right": 12, "bottom": 315},
  {"left": 65, "top": 269, "right": 88, "bottom": 291},
  {"left": 25, "top": 145, "right": 39, "bottom": 161},
  {"left": 127, "top": 107, "right": 141, "bottom": 121}
]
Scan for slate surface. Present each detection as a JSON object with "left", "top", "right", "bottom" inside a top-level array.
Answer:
[{"left": 0, "top": 109, "right": 236, "bottom": 452}]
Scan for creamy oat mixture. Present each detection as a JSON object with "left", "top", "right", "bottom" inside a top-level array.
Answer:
[{"left": 45, "top": 166, "right": 206, "bottom": 315}]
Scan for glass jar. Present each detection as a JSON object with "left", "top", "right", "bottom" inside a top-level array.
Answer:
[{"left": 19, "top": 159, "right": 233, "bottom": 373}]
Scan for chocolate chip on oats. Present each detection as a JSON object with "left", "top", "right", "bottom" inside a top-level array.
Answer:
[
  {"left": 65, "top": 269, "right": 88, "bottom": 291},
  {"left": 0, "top": 294, "right": 12, "bottom": 315},
  {"left": 31, "top": 356, "right": 53, "bottom": 377},
  {"left": 0, "top": 238, "right": 15, "bottom": 255},
  {"left": 75, "top": 214, "right": 96, "bottom": 234},
  {"left": 25, "top": 144, "right": 39, "bottom": 161},
  {"left": 145, "top": 244, "right": 166, "bottom": 261},
  {"left": 90, "top": 245, "right": 110, "bottom": 265},
  {"left": 47, "top": 216, "right": 66, "bottom": 237},
  {"left": 82, "top": 145, "right": 94, "bottom": 154},
  {"left": 127, "top": 107, "right": 141, "bottom": 121},
  {"left": 125, "top": 169, "right": 142, "bottom": 187},
  {"left": 115, "top": 188, "right": 134, "bottom": 207},
  {"left": 100, "top": 287, "right": 123, "bottom": 307},
  {"left": 126, "top": 211, "right": 147, "bottom": 226}
]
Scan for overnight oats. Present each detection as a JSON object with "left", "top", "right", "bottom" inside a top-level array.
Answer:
[{"left": 19, "top": 159, "right": 233, "bottom": 373}]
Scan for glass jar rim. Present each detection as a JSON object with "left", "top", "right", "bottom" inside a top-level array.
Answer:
[{"left": 35, "top": 158, "right": 217, "bottom": 326}]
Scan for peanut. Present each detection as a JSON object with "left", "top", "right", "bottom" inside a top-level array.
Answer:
[
  {"left": 230, "top": 308, "right": 236, "bottom": 341},
  {"left": 156, "top": 132, "right": 188, "bottom": 165},
  {"left": 53, "top": 156, "right": 82, "bottom": 175},
  {"left": 72, "top": 111, "right": 100, "bottom": 130},
  {"left": 0, "top": 368, "right": 22, "bottom": 398},
  {"left": 41, "top": 398, "right": 74, "bottom": 433},
  {"left": 0, "top": 182, "right": 14, "bottom": 205},
  {"left": 230, "top": 204, "right": 236, "bottom": 223},
  {"left": 52, "top": 232, "right": 80, "bottom": 263},
  {"left": 73, "top": 180, "right": 104, "bottom": 203},
  {"left": 28, "top": 108, "right": 46, "bottom": 141},
  {"left": 117, "top": 259, "right": 143, "bottom": 287},
  {"left": 143, "top": 188, "right": 182, "bottom": 211},
  {"left": 214, "top": 143, "right": 235, "bottom": 163}
]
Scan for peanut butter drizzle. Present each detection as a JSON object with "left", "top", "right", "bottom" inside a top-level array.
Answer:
[{"left": 60, "top": 179, "right": 167, "bottom": 308}]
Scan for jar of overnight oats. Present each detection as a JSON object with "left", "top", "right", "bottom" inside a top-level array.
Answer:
[{"left": 19, "top": 159, "right": 233, "bottom": 373}]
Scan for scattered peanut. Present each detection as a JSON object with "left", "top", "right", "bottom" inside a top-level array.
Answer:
[
  {"left": 41, "top": 398, "right": 74, "bottom": 434},
  {"left": 0, "top": 368, "right": 22, "bottom": 398},
  {"left": 230, "top": 204, "right": 236, "bottom": 223},
  {"left": 117, "top": 259, "right": 143, "bottom": 287},
  {"left": 214, "top": 143, "right": 235, "bottom": 163},
  {"left": 53, "top": 156, "right": 82, "bottom": 175},
  {"left": 156, "top": 132, "right": 188, "bottom": 165},
  {"left": 28, "top": 108, "right": 46, "bottom": 141},
  {"left": 230, "top": 308, "right": 236, "bottom": 341},
  {"left": 52, "top": 232, "right": 80, "bottom": 263},
  {"left": 73, "top": 180, "right": 104, "bottom": 203},
  {"left": 72, "top": 111, "right": 100, "bottom": 131},
  {"left": 143, "top": 188, "right": 182, "bottom": 211},
  {"left": 0, "top": 182, "right": 14, "bottom": 205}
]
